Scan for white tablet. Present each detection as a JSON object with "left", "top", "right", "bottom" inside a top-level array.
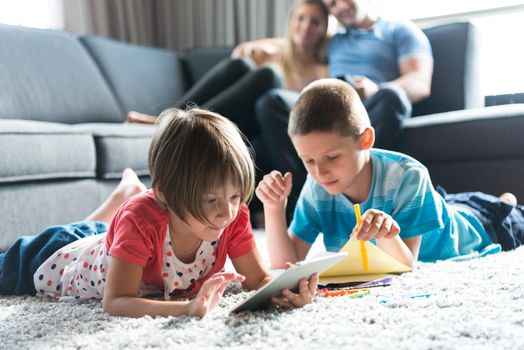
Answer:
[{"left": 230, "top": 252, "right": 347, "bottom": 313}]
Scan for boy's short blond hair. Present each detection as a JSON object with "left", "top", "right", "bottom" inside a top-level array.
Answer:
[
  {"left": 288, "top": 78, "right": 371, "bottom": 137},
  {"left": 148, "top": 107, "right": 255, "bottom": 223}
]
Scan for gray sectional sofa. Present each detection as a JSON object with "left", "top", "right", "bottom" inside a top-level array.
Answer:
[
  {"left": 0, "top": 24, "right": 230, "bottom": 247},
  {"left": 1, "top": 22, "right": 524, "bottom": 247}
]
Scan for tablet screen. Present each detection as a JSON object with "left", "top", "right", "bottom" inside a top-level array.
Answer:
[{"left": 230, "top": 252, "right": 347, "bottom": 313}]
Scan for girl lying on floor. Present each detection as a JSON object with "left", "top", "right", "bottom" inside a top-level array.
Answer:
[{"left": 0, "top": 108, "right": 318, "bottom": 318}]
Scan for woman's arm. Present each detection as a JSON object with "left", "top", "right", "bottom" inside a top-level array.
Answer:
[{"left": 231, "top": 37, "right": 286, "bottom": 67}]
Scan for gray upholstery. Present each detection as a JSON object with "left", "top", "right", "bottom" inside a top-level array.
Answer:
[
  {"left": 1, "top": 21, "right": 524, "bottom": 244},
  {"left": 400, "top": 105, "right": 524, "bottom": 161},
  {"left": 0, "top": 24, "right": 122, "bottom": 123},
  {"left": 73, "top": 123, "right": 156, "bottom": 179},
  {"left": 413, "top": 22, "right": 483, "bottom": 116},
  {"left": 400, "top": 104, "right": 524, "bottom": 199},
  {"left": 80, "top": 35, "right": 188, "bottom": 116},
  {"left": 182, "top": 46, "right": 235, "bottom": 86},
  {"left": 0, "top": 120, "right": 95, "bottom": 183},
  {"left": 0, "top": 179, "right": 108, "bottom": 247}
]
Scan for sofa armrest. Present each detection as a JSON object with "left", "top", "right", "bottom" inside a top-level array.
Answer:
[
  {"left": 399, "top": 104, "right": 524, "bottom": 199},
  {"left": 400, "top": 104, "right": 524, "bottom": 162}
]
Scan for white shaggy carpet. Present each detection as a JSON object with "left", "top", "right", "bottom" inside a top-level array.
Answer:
[{"left": 1, "top": 232, "right": 524, "bottom": 350}]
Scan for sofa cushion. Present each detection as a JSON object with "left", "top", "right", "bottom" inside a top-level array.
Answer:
[
  {"left": 73, "top": 123, "right": 156, "bottom": 179},
  {"left": 399, "top": 104, "right": 524, "bottom": 162},
  {"left": 0, "top": 120, "right": 96, "bottom": 183},
  {"left": 0, "top": 24, "right": 122, "bottom": 124},
  {"left": 80, "top": 36, "right": 187, "bottom": 117},
  {"left": 182, "top": 46, "right": 233, "bottom": 86},
  {"left": 413, "top": 22, "right": 483, "bottom": 117}
]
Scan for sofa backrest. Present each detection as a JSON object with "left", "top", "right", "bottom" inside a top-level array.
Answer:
[
  {"left": 0, "top": 24, "right": 122, "bottom": 124},
  {"left": 182, "top": 46, "right": 234, "bottom": 87},
  {"left": 413, "top": 21, "right": 483, "bottom": 117},
  {"left": 80, "top": 36, "right": 188, "bottom": 117}
]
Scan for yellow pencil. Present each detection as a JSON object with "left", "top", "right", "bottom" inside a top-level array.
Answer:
[{"left": 354, "top": 203, "right": 369, "bottom": 271}]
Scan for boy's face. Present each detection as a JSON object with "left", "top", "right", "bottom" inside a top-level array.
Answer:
[{"left": 292, "top": 131, "right": 368, "bottom": 197}]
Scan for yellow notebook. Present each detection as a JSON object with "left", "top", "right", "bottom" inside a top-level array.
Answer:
[{"left": 319, "top": 235, "right": 412, "bottom": 285}]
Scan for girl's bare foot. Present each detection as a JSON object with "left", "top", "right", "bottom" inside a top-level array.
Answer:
[
  {"left": 85, "top": 168, "right": 147, "bottom": 223},
  {"left": 127, "top": 111, "right": 158, "bottom": 124},
  {"left": 499, "top": 192, "right": 517, "bottom": 206},
  {"left": 114, "top": 168, "right": 147, "bottom": 201}
]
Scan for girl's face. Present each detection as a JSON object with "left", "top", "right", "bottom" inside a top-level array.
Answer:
[
  {"left": 182, "top": 180, "right": 242, "bottom": 242},
  {"left": 289, "top": 3, "right": 327, "bottom": 50}
]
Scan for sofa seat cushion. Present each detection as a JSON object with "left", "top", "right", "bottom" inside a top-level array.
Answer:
[
  {"left": 73, "top": 123, "right": 156, "bottom": 179},
  {"left": 0, "top": 120, "right": 96, "bottom": 183},
  {"left": 399, "top": 104, "right": 524, "bottom": 162}
]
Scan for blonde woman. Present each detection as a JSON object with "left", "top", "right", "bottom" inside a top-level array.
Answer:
[
  {"left": 128, "top": 0, "right": 330, "bottom": 135},
  {"left": 232, "top": 0, "right": 329, "bottom": 92}
]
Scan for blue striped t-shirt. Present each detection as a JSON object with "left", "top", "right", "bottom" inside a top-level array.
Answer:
[{"left": 289, "top": 149, "right": 494, "bottom": 262}]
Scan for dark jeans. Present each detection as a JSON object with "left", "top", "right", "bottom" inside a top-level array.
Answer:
[
  {"left": 175, "top": 58, "right": 282, "bottom": 140},
  {"left": 255, "top": 85, "right": 412, "bottom": 220},
  {"left": 0, "top": 221, "right": 107, "bottom": 295},
  {"left": 438, "top": 187, "right": 524, "bottom": 251}
]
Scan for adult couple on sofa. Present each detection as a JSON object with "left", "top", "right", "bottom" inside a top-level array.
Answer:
[{"left": 129, "top": 0, "right": 432, "bottom": 219}]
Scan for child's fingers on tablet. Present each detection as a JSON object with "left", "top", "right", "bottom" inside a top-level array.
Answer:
[
  {"left": 307, "top": 273, "right": 319, "bottom": 296},
  {"left": 271, "top": 296, "right": 293, "bottom": 308}
]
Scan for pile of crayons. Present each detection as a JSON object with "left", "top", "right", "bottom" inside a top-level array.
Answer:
[{"left": 319, "top": 288, "right": 370, "bottom": 298}]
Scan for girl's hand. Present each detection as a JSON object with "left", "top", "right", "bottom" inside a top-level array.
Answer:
[
  {"left": 255, "top": 171, "right": 292, "bottom": 210},
  {"left": 354, "top": 209, "right": 400, "bottom": 241},
  {"left": 186, "top": 272, "right": 245, "bottom": 318},
  {"left": 271, "top": 272, "right": 319, "bottom": 309}
]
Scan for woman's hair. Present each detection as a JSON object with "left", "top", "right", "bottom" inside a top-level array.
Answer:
[
  {"left": 289, "top": 79, "right": 371, "bottom": 137},
  {"left": 280, "top": 0, "right": 329, "bottom": 87},
  {"left": 148, "top": 108, "right": 255, "bottom": 223}
]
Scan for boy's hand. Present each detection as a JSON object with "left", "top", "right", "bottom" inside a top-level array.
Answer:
[
  {"left": 187, "top": 272, "right": 245, "bottom": 318},
  {"left": 354, "top": 209, "right": 400, "bottom": 241},
  {"left": 255, "top": 171, "right": 292, "bottom": 210},
  {"left": 271, "top": 273, "right": 318, "bottom": 309}
]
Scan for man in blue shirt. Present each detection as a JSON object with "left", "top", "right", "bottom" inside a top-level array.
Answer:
[{"left": 255, "top": 0, "right": 433, "bottom": 220}]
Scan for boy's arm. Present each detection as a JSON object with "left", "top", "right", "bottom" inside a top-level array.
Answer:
[
  {"left": 256, "top": 171, "right": 312, "bottom": 269},
  {"left": 376, "top": 235, "right": 421, "bottom": 268},
  {"left": 355, "top": 209, "right": 420, "bottom": 268},
  {"left": 264, "top": 205, "right": 312, "bottom": 268}
]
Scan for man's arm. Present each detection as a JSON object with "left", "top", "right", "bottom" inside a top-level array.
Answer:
[{"left": 390, "top": 56, "right": 433, "bottom": 103}]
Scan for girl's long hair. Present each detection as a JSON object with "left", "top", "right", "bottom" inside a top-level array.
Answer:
[{"left": 280, "top": 0, "right": 329, "bottom": 88}]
